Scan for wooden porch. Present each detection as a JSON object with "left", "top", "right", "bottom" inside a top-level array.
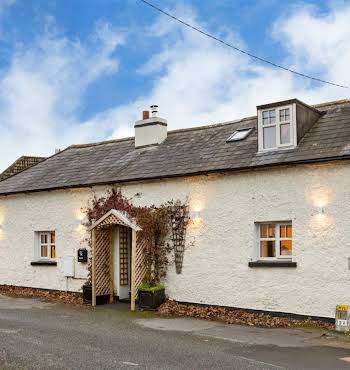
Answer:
[{"left": 88, "top": 209, "right": 147, "bottom": 310}]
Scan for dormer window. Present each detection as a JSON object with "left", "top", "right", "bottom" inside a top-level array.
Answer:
[{"left": 258, "top": 103, "right": 296, "bottom": 151}]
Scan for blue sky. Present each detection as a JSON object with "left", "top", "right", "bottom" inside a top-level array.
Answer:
[{"left": 0, "top": 0, "right": 349, "bottom": 170}]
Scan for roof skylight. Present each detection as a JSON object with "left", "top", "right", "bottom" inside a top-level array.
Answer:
[{"left": 226, "top": 128, "right": 253, "bottom": 142}]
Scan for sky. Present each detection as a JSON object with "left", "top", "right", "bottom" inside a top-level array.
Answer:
[{"left": 0, "top": 0, "right": 349, "bottom": 171}]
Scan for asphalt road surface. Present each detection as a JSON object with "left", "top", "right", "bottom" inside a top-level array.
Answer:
[{"left": 0, "top": 295, "right": 350, "bottom": 370}]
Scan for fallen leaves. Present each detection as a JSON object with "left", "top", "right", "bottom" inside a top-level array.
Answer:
[
  {"left": 158, "top": 300, "right": 334, "bottom": 330},
  {"left": 0, "top": 285, "right": 83, "bottom": 305}
]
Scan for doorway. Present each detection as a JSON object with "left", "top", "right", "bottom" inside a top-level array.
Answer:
[{"left": 113, "top": 226, "right": 131, "bottom": 300}]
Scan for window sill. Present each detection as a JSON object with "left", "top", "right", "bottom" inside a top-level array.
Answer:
[
  {"left": 30, "top": 260, "right": 57, "bottom": 266},
  {"left": 248, "top": 261, "right": 297, "bottom": 268}
]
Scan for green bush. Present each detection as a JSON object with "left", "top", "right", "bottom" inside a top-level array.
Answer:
[{"left": 138, "top": 283, "right": 165, "bottom": 292}]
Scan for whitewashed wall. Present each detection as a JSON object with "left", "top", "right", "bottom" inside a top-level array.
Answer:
[{"left": 0, "top": 161, "right": 349, "bottom": 318}]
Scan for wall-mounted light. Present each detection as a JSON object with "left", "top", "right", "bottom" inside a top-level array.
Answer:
[
  {"left": 75, "top": 209, "right": 85, "bottom": 222},
  {"left": 311, "top": 206, "right": 326, "bottom": 218},
  {"left": 310, "top": 205, "right": 329, "bottom": 229},
  {"left": 190, "top": 210, "right": 202, "bottom": 225},
  {"left": 75, "top": 224, "right": 86, "bottom": 234}
]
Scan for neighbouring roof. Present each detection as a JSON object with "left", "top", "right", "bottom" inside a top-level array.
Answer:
[
  {"left": 0, "top": 156, "right": 46, "bottom": 182},
  {"left": 0, "top": 99, "right": 349, "bottom": 196}
]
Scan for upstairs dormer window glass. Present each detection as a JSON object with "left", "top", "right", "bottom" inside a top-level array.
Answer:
[
  {"left": 259, "top": 105, "right": 294, "bottom": 150},
  {"left": 262, "top": 110, "right": 276, "bottom": 149},
  {"left": 279, "top": 108, "right": 291, "bottom": 145},
  {"left": 262, "top": 110, "right": 276, "bottom": 125}
]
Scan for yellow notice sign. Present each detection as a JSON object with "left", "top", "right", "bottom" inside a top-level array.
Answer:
[{"left": 336, "top": 304, "right": 349, "bottom": 312}]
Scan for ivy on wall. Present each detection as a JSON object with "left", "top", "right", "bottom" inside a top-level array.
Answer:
[{"left": 83, "top": 188, "right": 190, "bottom": 287}]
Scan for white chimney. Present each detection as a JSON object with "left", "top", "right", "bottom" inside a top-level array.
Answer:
[{"left": 134, "top": 105, "right": 167, "bottom": 148}]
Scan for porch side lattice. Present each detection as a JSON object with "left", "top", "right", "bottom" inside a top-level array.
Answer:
[
  {"left": 134, "top": 231, "right": 147, "bottom": 298},
  {"left": 92, "top": 227, "right": 113, "bottom": 305}
]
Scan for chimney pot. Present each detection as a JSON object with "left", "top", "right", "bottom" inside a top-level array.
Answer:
[{"left": 142, "top": 110, "right": 150, "bottom": 120}]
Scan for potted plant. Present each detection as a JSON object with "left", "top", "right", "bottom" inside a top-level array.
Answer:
[
  {"left": 138, "top": 283, "right": 165, "bottom": 310},
  {"left": 82, "top": 284, "right": 92, "bottom": 304},
  {"left": 82, "top": 258, "right": 109, "bottom": 305},
  {"left": 82, "top": 284, "right": 109, "bottom": 305},
  {"left": 137, "top": 206, "right": 170, "bottom": 310}
]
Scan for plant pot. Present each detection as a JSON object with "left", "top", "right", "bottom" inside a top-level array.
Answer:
[
  {"left": 83, "top": 285, "right": 109, "bottom": 305},
  {"left": 138, "top": 288, "right": 165, "bottom": 310}
]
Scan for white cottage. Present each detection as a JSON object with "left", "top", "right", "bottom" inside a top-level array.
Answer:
[{"left": 0, "top": 98, "right": 350, "bottom": 318}]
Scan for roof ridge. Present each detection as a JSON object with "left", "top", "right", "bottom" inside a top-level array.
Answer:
[
  {"left": 167, "top": 115, "right": 256, "bottom": 135},
  {"left": 69, "top": 137, "right": 134, "bottom": 149},
  {"left": 17, "top": 155, "right": 46, "bottom": 159},
  {"left": 313, "top": 99, "right": 350, "bottom": 109},
  {"left": 69, "top": 116, "right": 257, "bottom": 149},
  {"left": 67, "top": 99, "right": 350, "bottom": 150}
]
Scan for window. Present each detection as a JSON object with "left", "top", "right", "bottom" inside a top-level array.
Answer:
[
  {"left": 279, "top": 108, "right": 291, "bottom": 144},
  {"left": 259, "top": 105, "right": 294, "bottom": 150},
  {"left": 226, "top": 128, "right": 253, "bottom": 142},
  {"left": 259, "top": 223, "right": 292, "bottom": 260},
  {"left": 38, "top": 231, "right": 56, "bottom": 259}
]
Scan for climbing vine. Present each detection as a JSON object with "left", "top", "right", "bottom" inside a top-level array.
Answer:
[{"left": 83, "top": 188, "right": 190, "bottom": 287}]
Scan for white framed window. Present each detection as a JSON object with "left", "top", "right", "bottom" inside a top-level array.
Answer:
[
  {"left": 258, "top": 104, "right": 295, "bottom": 151},
  {"left": 258, "top": 222, "right": 292, "bottom": 260},
  {"left": 36, "top": 231, "right": 56, "bottom": 260}
]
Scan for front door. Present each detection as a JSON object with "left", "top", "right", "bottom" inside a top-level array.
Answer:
[{"left": 113, "top": 226, "right": 131, "bottom": 300}]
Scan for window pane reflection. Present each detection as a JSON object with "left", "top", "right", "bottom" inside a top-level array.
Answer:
[
  {"left": 260, "top": 241, "right": 276, "bottom": 257},
  {"left": 280, "top": 240, "right": 292, "bottom": 255}
]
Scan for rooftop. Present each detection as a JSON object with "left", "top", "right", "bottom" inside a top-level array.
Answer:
[
  {"left": 0, "top": 156, "right": 46, "bottom": 182},
  {"left": 0, "top": 99, "right": 349, "bottom": 196}
]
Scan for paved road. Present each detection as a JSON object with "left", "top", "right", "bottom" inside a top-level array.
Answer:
[{"left": 0, "top": 295, "right": 350, "bottom": 369}]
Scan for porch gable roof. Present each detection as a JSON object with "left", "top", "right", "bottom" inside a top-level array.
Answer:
[{"left": 88, "top": 209, "right": 141, "bottom": 232}]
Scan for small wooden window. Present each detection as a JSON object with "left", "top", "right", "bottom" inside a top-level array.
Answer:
[
  {"left": 38, "top": 231, "right": 56, "bottom": 260},
  {"left": 258, "top": 223, "right": 292, "bottom": 260}
]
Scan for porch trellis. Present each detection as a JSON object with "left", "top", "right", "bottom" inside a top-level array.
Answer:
[{"left": 88, "top": 209, "right": 145, "bottom": 310}]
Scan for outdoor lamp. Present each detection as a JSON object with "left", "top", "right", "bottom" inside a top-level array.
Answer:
[{"left": 190, "top": 210, "right": 202, "bottom": 224}]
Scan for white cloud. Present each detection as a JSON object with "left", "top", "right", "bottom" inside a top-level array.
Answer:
[
  {"left": 273, "top": 2, "right": 350, "bottom": 100},
  {"left": 108, "top": 2, "right": 350, "bottom": 140},
  {"left": 0, "top": 20, "right": 124, "bottom": 170},
  {"left": 1, "top": 2, "right": 349, "bottom": 172}
]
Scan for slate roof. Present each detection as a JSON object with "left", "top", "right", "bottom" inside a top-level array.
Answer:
[
  {"left": 0, "top": 99, "right": 349, "bottom": 196},
  {"left": 0, "top": 156, "right": 46, "bottom": 182}
]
